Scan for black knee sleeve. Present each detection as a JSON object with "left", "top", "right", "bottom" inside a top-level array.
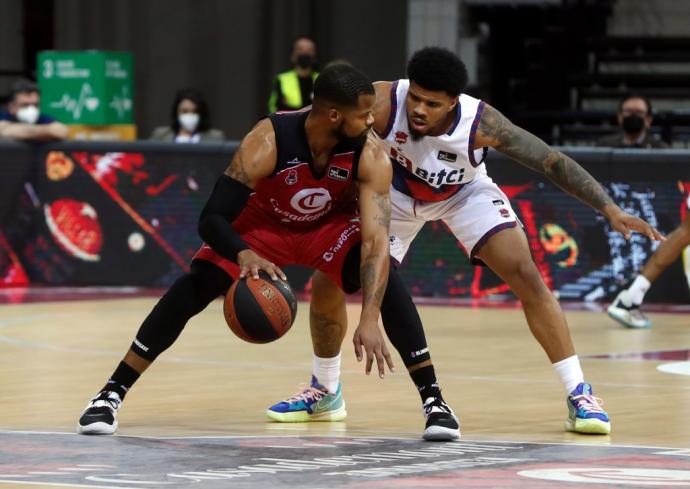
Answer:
[
  {"left": 341, "top": 245, "right": 431, "bottom": 368},
  {"left": 131, "top": 260, "right": 232, "bottom": 361}
]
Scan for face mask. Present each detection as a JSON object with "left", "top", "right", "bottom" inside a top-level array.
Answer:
[
  {"left": 16, "top": 105, "right": 40, "bottom": 124},
  {"left": 296, "top": 54, "right": 314, "bottom": 69},
  {"left": 621, "top": 114, "right": 645, "bottom": 135},
  {"left": 178, "top": 113, "right": 199, "bottom": 133}
]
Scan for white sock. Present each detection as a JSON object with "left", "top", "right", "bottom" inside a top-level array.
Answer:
[
  {"left": 313, "top": 353, "right": 341, "bottom": 394},
  {"left": 628, "top": 274, "right": 651, "bottom": 305},
  {"left": 553, "top": 355, "right": 584, "bottom": 394}
]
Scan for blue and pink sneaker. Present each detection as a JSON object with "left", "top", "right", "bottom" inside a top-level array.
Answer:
[
  {"left": 565, "top": 382, "right": 611, "bottom": 435},
  {"left": 266, "top": 375, "right": 347, "bottom": 422}
]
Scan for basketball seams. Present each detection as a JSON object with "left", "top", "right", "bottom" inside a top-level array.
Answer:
[
  {"left": 229, "top": 280, "right": 279, "bottom": 343},
  {"left": 223, "top": 272, "right": 297, "bottom": 344}
]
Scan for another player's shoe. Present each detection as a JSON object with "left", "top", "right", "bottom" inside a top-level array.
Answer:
[
  {"left": 77, "top": 391, "right": 121, "bottom": 435},
  {"left": 266, "top": 376, "right": 347, "bottom": 422},
  {"left": 422, "top": 397, "right": 460, "bottom": 441},
  {"left": 607, "top": 290, "right": 651, "bottom": 328},
  {"left": 565, "top": 383, "right": 611, "bottom": 435}
]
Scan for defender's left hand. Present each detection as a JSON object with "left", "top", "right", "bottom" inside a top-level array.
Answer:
[{"left": 604, "top": 204, "right": 665, "bottom": 241}]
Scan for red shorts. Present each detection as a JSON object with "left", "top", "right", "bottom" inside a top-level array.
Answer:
[{"left": 193, "top": 205, "right": 361, "bottom": 290}]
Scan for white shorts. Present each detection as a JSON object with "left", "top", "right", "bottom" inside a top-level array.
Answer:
[{"left": 389, "top": 173, "right": 518, "bottom": 264}]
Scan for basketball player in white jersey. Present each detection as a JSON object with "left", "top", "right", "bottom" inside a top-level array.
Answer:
[{"left": 268, "top": 47, "right": 663, "bottom": 435}]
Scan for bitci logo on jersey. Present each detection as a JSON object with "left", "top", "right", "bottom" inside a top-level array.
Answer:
[{"left": 290, "top": 188, "right": 332, "bottom": 214}]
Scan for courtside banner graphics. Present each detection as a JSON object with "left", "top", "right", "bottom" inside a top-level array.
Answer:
[{"left": 1, "top": 142, "right": 688, "bottom": 303}]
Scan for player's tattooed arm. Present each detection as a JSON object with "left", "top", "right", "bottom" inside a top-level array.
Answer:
[
  {"left": 223, "top": 118, "right": 277, "bottom": 188},
  {"left": 351, "top": 138, "right": 395, "bottom": 377},
  {"left": 475, "top": 104, "right": 614, "bottom": 211},
  {"left": 372, "top": 190, "right": 392, "bottom": 228}
]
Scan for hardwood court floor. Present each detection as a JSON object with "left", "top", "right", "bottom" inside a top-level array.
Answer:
[{"left": 0, "top": 295, "right": 689, "bottom": 449}]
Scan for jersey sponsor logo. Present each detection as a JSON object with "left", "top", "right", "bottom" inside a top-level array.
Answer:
[
  {"left": 437, "top": 150, "right": 457, "bottom": 163},
  {"left": 328, "top": 166, "right": 350, "bottom": 181},
  {"left": 391, "top": 147, "right": 465, "bottom": 187},
  {"left": 285, "top": 169, "right": 298, "bottom": 185},
  {"left": 289, "top": 188, "right": 332, "bottom": 214},
  {"left": 394, "top": 131, "right": 408, "bottom": 144}
]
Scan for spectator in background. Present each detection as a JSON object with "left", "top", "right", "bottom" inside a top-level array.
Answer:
[
  {"left": 597, "top": 94, "right": 668, "bottom": 148},
  {"left": 0, "top": 78, "right": 68, "bottom": 141},
  {"left": 150, "top": 88, "right": 224, "bottom": 143},
  {"left": 268, "top": 37, "right": 318, "bottom": 113}
]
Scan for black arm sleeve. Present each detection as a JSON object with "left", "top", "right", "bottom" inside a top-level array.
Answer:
[{"left": 197, "top": 174, "right": 254, "bottom": 262}]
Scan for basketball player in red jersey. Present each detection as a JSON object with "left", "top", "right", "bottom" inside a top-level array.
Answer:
[
  {"left": 77, "top": 64, "right": 460, "bottom": 441},
  {"left": 271, "top": 48, "right": 663, "bottom": 436}
]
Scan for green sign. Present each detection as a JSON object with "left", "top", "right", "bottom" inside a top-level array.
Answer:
[{"left": 37, "top": 51, "right": 134, "bottom": 124}]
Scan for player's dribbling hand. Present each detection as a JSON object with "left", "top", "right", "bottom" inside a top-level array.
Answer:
[
  {"left": 603, "top": 204, "right": 666, "bottom": 241},
  {"left": 237, "top": 249, "right": 287, "bottom": 281},
  {"left": 352, "top": 320, "right": 395, "bottom": 378}
]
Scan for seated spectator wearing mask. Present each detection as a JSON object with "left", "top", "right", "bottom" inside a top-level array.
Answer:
[
  {"left": 0, "top": 78, "right": 68, "bottom": 141},
  {"left": 150, "top": 88, "right": 224, "bottom": 143},
  {"left": 597, "top": 94, "right": 668, "bottom": 148}
]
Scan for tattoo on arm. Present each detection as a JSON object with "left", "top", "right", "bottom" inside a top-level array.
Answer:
[
  {"left": 360, "top": 255, "right": 386, "bottom": 308},
  {"left": 372, "top": 192, "right": 391, "bottom": 228},
  {"left": 227, "top": 149, "right": 251, "bottom": 185},
  {"left": 478, "top": 105, "right": 614, "bottom": 211}
]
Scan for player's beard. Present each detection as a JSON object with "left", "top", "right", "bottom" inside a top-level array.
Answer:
[{"left": 334, "top": 123, "right": 371, "bottom": 148}]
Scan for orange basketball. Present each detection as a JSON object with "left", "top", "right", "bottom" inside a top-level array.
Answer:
[{"left": 223, "top": 271, "right": 297, "bottom": 343}]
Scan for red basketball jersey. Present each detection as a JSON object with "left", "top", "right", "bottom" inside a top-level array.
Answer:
[{"left": 248, "top": 110, "right": 362, "bottom": 229}]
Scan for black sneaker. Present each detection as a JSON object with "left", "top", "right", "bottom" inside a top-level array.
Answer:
[
  {"left": 422, "top": 397, "right": 460, "bottom": 441},
  {"left": 77, "top": 391, "right": 121, "bottom": 435}
]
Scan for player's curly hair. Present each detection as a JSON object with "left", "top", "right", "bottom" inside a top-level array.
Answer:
[
  {"left": 313, "top": 64, "right": 374, "bottom": 108},
  {"left": 407, "top": 47, "right": 468, "bottom": 97}
]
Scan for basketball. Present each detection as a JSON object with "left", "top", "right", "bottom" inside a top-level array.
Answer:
[{"left": 223, "top": 271, "right": 297, "bottom": 344}]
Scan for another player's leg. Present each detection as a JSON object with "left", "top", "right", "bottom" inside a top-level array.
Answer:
[
  {"left": 477, "top": 226, "right": 610, "bottom": 435},
  {"left": 608, "top": 216, "right": 690, "bottom": 328},
  {"left": 77, "top": 259, "right": 232, "bottom": 435},
  {"left": 379, "top": 265, "right": 460, "bottom": 440},
  {"left": 266, "top": 274, "right": 348, "bottom": 422}
]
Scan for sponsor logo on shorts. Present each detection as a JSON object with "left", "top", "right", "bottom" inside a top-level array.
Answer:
[
  {"left": 437, "top": 150, "right": 457, "bottom": 163},
  {"left": 322, "top": 223, "right": 359, "bottom": 262},
  {"left": 499, "top": 208, "right": 510, "bottom": 218},
  {"left": 492, "top": 199, "right": 505, "bottom": 206},
  {"left": 328, "top": 166, "right": 350, "bottom": 181}
]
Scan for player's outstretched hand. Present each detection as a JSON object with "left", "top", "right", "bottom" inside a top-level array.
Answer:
[
  {"left": 352, "top": 320, "right": 395, "bottom": 378},
  {"left": 237, "top": 249, "right": 287, "bottom": 281},
  {"left": 604, "top": 205, "right": 666, "bottom": 241}
]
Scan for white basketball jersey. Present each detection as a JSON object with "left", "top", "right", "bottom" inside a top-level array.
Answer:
[{"left": 379, "top": 79, "right": 488, "bottom": 202}]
